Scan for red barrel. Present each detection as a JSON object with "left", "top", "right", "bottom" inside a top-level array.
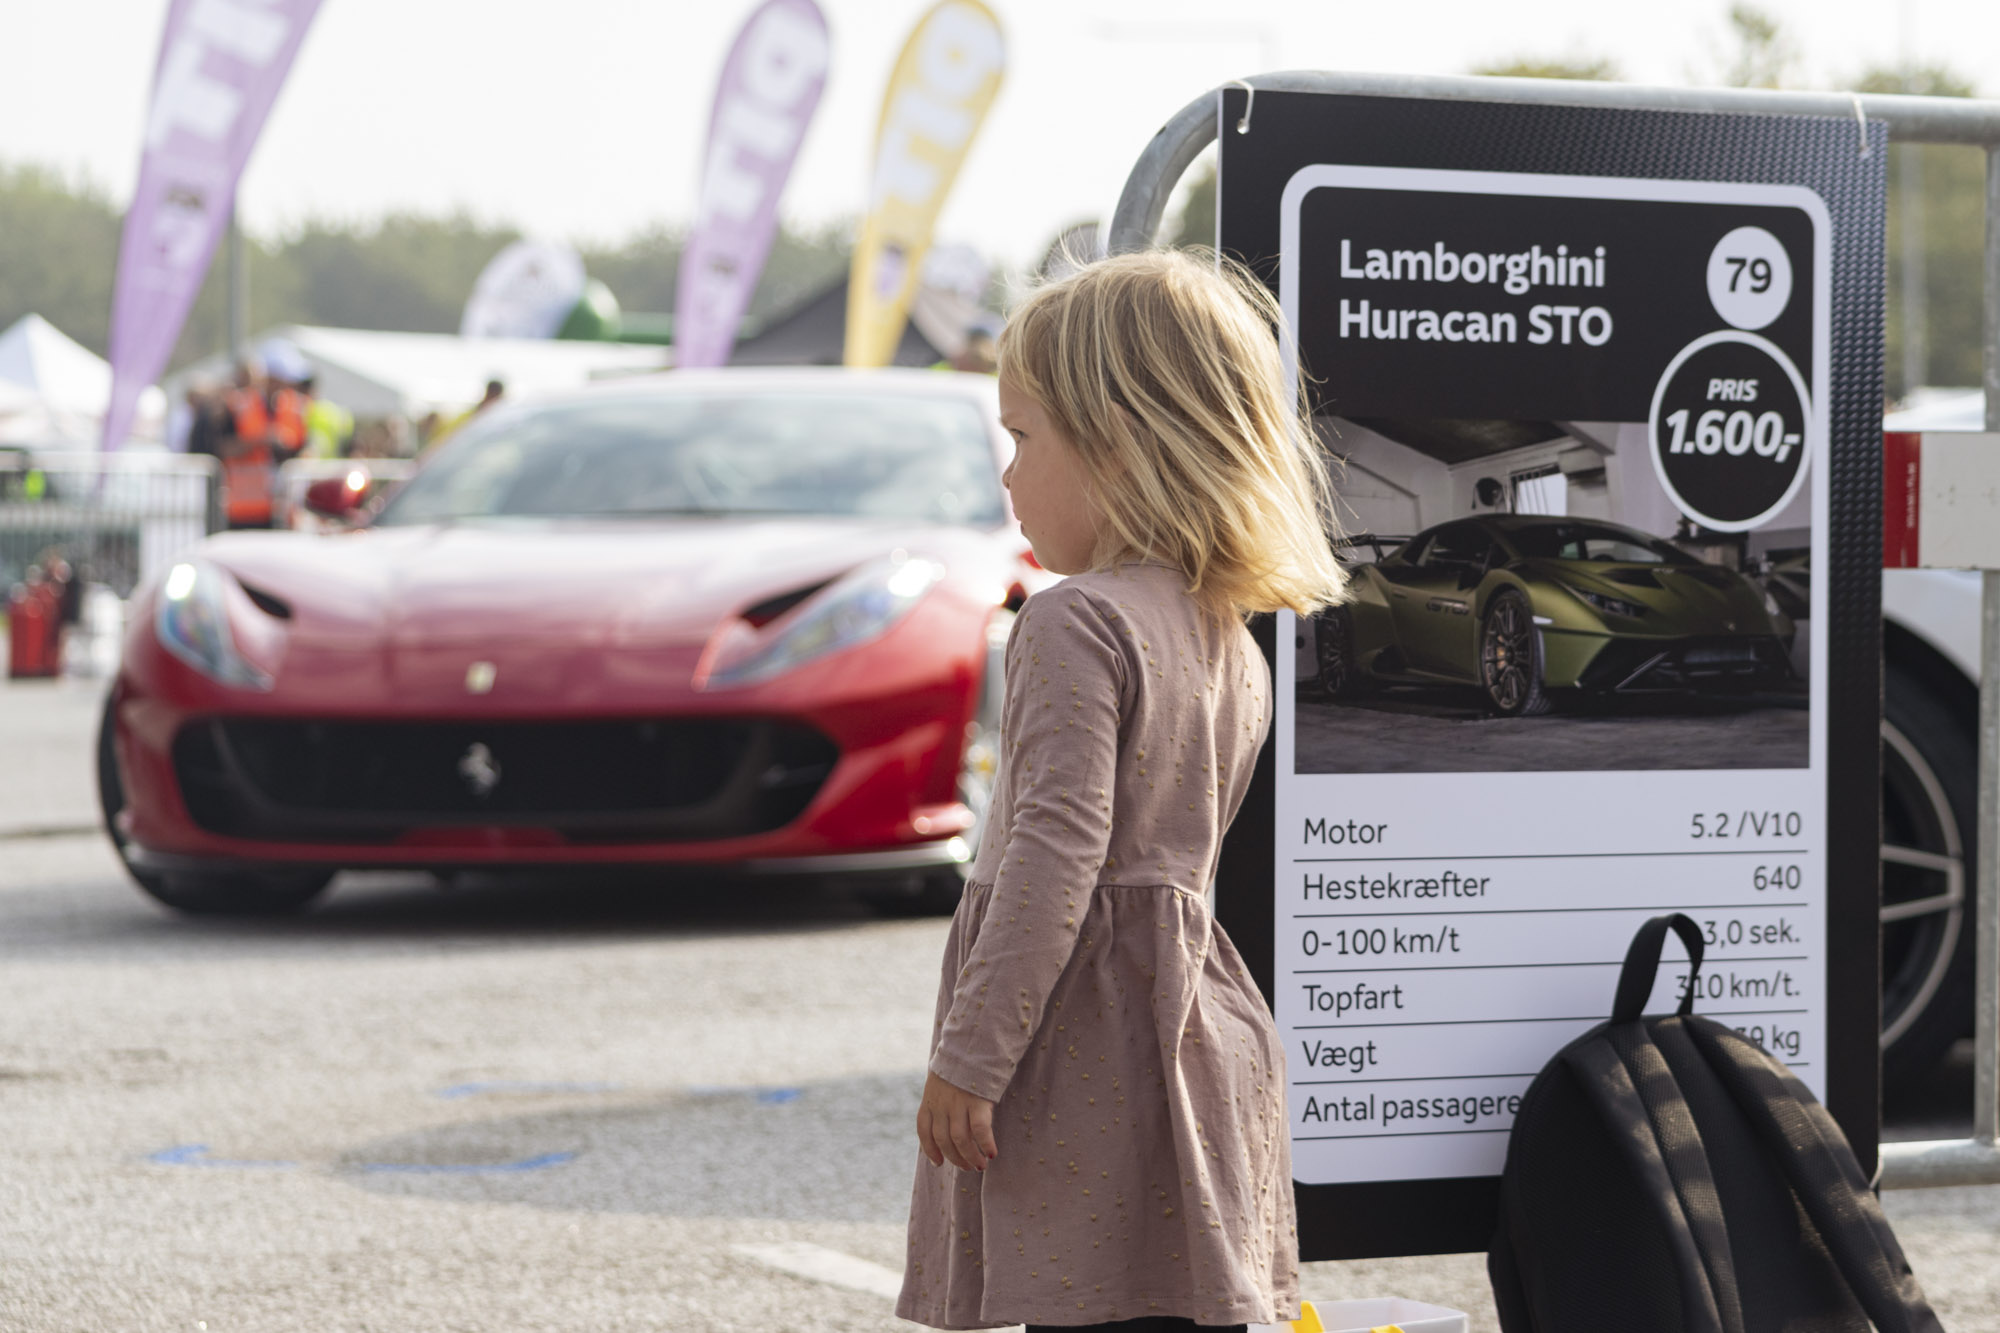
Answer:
[{"left": 7, "top": 578, "right": 62, "bottom": 678}]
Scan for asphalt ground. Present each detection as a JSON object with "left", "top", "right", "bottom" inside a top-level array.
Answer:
[
  {"left": 0, "top": 675, "right": 107, "bottom": 838},
  {"left": 1, "top": 685, "right": 1993, "bottom": 1331},
  {"left": 1294, "top": 683, "right": 1811, "bottom": 773}
]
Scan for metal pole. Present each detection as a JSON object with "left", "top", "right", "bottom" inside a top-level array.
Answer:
[
  {"left": 1109, "top": 90, "right": 1218, "bottom": 255},
  {"left": 1989, "top": 146, "right": 2000, "bottom": 436},
  {"left": 1109, "top": 73, "right": 2000, "bottom": 256},
  {"left": 1861, "top": 144, "right": 2000, "bottom": 1191},
  {"left": 1897, "top": 3, "right": 1925, "bottom": 399},
  {"left": 1977, "top": 576, "right": 2000, "bottom": 1150},
  {"left": 1899, "top": 144, "right": 1928, "bottom": 396},
  {"left": 1977, "top": 145, "right": 2000, "bottom": 1151},
  {"left": 226, "top": 205, "right": 247, "bottom": 362}
]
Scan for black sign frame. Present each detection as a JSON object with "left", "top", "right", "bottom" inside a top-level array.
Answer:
[{"left": 1212, "top": 88, "right": 1885, "bottom": 1261}]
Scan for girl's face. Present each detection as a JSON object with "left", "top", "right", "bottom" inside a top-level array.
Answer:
[{"left": 998, "top": 375, "right": 1103, "bottom": 575}]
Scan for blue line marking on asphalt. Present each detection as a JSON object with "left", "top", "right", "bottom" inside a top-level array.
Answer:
[
  {"left": 433, "top": 1081, "right": 620, "bottom": 1100},
  {"left": 686, "top": 1084, "right": 805, "bottom": 1103},
  {"left": 357, "top": 1151, "right": 577, "bottom": 1175},
  {"left": 148, "top": 1143, "right": 296, "bottom": 1170}
]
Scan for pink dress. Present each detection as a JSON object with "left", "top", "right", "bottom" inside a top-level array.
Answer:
[{"left": 898, "top": 563, "right": 1300, "bottom": 1329}]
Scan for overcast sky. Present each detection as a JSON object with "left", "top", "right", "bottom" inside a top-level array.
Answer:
[{"left": 6, "top": 0, "right": 1998, "bottom": 268}]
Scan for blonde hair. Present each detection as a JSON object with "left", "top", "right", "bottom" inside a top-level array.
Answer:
[{"left": 998, "top": 248, "right": 1347, "bottom": 620}]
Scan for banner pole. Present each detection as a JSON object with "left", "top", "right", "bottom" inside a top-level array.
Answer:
[{"left": 226, "top": 206, "right": 247, "bottom": 362}]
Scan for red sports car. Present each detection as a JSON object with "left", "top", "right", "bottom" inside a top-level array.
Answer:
[{"left": 99, "top": 368, "right": 1036, "bottom": 915}]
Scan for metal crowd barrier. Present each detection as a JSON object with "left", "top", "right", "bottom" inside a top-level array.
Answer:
[
  {"left": 0, "top": 449, "right": 221, "bottom": 598},
  {"left": 1108, "top": 71, "right": 2000, "bottom": 1190}
]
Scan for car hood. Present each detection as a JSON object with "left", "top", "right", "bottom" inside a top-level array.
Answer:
[
  {"left": 198, "top": 516, "right": 1013, "bottom": 646},
  {"left": 1520, "top": 559, "right": 1777, "bottom": 629}
]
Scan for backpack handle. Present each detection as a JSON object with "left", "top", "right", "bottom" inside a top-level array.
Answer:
[{"left": 1612, "top": 912, "right": 1706, "bottom": 1023}]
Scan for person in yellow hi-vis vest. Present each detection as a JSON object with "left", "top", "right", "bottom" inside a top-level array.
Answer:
[
  {"left": 297, "top": 376, "right": 354, "bottom": 459},
  {"left": 424, "top": 380, "right": 506, "bottom": 453}
]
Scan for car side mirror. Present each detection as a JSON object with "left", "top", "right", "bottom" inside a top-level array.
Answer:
[{"left": 302, "top": 471, "right": 369, "bottom": 520}]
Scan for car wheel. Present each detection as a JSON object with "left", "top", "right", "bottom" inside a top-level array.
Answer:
[
  {"left": 1479, "top": 589, "right": 1551, "bottom": 717},
  {"left": 1315, "top": 607, "right": 1371, "bottom": 700},
  {"left": 96, "top": 693, "right": 332, "bottom": 917},
  {"left": 1880, "top": 664, "right": 1977, "bottom": 1086},
  {"left": 862, "top": 610, "right": 1011, "bottom": 917}
]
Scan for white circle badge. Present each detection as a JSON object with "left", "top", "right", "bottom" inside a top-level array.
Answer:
[
  {"left": 1705, "top": 226, "right": 1794, "bottom": 331},
  {"left": 1647, "top": 329, "right": 1813, "bottom": 532}
]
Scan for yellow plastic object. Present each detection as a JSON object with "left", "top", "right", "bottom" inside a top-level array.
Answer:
[{"left": 1289, "top": 1304, "right": 1403, "bottom": 1333}]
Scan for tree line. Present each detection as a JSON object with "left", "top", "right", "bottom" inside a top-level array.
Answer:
[
  {"left": 1469, "top": 8, "right": 1989, "bottom": 400},
  {"left": 0, "top": 164, "right": 849, "bottom": 375}
]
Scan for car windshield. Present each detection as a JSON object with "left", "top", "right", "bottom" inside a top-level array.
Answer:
[
  {"left": 1506, "top": 521, "right": 1695, "bottom": 565},
  {"left": 375, "top": 391, "right": 1007, "bottom": 526}
]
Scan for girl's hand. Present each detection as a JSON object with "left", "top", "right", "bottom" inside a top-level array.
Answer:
[{"left": 916, "top": 1072, "right": 998, "bottom": 1172}]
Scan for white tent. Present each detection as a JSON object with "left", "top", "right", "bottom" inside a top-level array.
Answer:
[
  {"left": 169, "top": 324, "right": 673, "bottom": 421},
  {"left": 0, "top": 314, "right": 165, "bottom": 447}
]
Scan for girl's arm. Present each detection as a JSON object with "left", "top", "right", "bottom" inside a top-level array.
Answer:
[{"left": 929, "top": 590, "right": 1127, "bottom": 1101}]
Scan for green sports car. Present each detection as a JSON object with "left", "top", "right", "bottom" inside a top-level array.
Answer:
[{"left": 1311, "top": 515, "right": 1796, "bottom": 717}]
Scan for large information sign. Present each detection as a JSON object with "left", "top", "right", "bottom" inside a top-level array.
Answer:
[{"left": 1213, "top": 90, "right": 1885, "bottom": 1259}]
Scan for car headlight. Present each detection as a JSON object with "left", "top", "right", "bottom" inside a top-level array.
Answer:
[
  {"left": 155, "top": 560, "right": 273, "bottom": 690},
  {"left": 1566, "top": 585, "right": 1646, "bottom": 620},
  {"left": 704, "top": 554, "right": 944, "bottom": 688}
]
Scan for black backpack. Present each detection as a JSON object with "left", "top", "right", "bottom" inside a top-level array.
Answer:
[{"left": 1489, "top": 913, "right": 1944, "bottom": 1333}]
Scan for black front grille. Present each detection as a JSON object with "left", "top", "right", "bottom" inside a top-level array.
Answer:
[{"left": 172, "top": 717, "right": 837, "bottom": 844}]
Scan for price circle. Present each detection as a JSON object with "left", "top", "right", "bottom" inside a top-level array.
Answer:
[
  {"left": 1647, "top": 330, "right": 1812, "bottom": 532},
  {"left": 1706, "top": 225, "right": 1794, "bottom": 331}
]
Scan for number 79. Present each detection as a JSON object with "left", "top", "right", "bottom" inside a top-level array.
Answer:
[{"left": 1724, "top": 256, "right": 1773, "bottom": 293}]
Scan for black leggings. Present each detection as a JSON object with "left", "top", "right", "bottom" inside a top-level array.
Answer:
[
  {"left": 1026, "top": 1321, "right": 1247, "bottom": 1333},
  {"left": 1024, "top": 1312, "right": 1240, "bottom": 1320}
]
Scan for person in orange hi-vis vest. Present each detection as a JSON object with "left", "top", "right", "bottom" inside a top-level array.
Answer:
[{"left": 220, "top": 358, "right": 308, "bottom": 529}]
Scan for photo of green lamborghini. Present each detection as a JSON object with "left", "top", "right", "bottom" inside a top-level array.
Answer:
[{"left": 1311, "top": 515, "right": 1798, "bottom": 718}]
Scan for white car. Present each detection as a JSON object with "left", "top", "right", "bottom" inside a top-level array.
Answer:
[{"left": 1879, "top": 389, "right": 1984, "bottom": 1085}]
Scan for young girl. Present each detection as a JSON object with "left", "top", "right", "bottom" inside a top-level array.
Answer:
[{"left": 898, "top": 250, "right": 1346, "bottom": 1333}]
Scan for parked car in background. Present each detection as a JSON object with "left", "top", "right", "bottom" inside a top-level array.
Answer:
[
  {"left": 1878, "top": 389, "right": 1984, "bottom": 1085},
  {"left": 99, "top": 369, "right": 1034, "bottom": 918}
]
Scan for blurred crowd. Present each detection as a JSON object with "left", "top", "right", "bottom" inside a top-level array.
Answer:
[{"left": 170, "top": 345, "right": 505, "bottom": 528}]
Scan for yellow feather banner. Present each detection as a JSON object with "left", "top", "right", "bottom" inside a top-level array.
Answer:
[{"left": 844, "top": 0, "right": 1004, "bottom": 367}]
